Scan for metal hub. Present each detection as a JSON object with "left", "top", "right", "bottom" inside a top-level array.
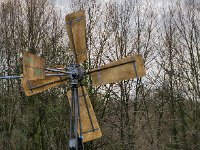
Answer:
[{"left": 67, "top": 64, "right": 84, "bottom": 87}]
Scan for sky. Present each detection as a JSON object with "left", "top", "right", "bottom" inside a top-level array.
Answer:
[
  {"left": 53, "top": 0, "right": 168, "bottom": 15},
  {"left": 54, "top": 0, "right": 172, "bottom": 12},
  {"left": 0, "top": 0, "right": 168, "bottom": 10}
]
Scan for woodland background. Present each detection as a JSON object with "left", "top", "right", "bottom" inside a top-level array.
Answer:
[{"left": 0, "top": 0, "right": 200, "bottom": 149}]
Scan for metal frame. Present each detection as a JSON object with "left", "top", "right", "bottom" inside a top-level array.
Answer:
[{"left": 68, "top": 64, "right": 84, "bottom": 150}]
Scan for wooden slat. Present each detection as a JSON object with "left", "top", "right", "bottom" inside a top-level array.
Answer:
[
  {"left": 23, "top": 51, "right": 45, "bottom": 80},
  {"left": 67, "top": 86, "right": 102, "bottom": 142},
  {"left": 22, "top": 68, "right": 68, "bottom": 96},
  {"left": 90, "top": 54, "right": 146, "bottom": 86},
  {"left": 65, "top": 10, "right": 87, "bottom": 64}
]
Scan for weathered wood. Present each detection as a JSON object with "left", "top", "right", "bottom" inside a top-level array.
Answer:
[
  {"left": 67, "top": 86, "right": 102, "bottom": 142},
  {"left": 23, "top": 51, "right": 45, "bottom": 80},
  {"left": 65, "top": 10, "right": 87, "bottom": 64},
  {"left": 90, "top": 54, "right": 146, "bottom": 86},
  {"left": 22, "top": 67, "right": 68, "bottom": 96}
]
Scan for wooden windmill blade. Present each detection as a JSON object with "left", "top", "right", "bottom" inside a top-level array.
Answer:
[
  {"left": 22, "top": 66, "right": 68, "bottom": 96},
  {"left": 65, "top": 10, "right": 87, "bottom": 64},
  {"left": 67, "top": 86, "right": 102, "bottom": 142},
  {"left": 22, "top": 52, "right": 68, "bottom": 96},
  {"left": 89, "top": 54, "right": 146, "bottom": 86},
  {"left": 22, "top": 75, "right": 68, "bottom": 96},
  {"left": 23, "top": 51, "right": 45, "bottom": 80}
]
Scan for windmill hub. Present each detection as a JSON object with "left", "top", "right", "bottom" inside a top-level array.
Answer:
[{"left": 68, "top": 64, "right": 84, "bottom": 84}]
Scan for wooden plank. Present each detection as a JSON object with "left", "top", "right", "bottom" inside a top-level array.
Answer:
[
  {"left": 22, "top": 76, "right": 68, "bottom": 96},
  {"left": 23, "top": 51, "right": 45, "bottom": 80},
  {"left": 65, "top": 10, "right": 87, "bottom": 64},
  {"left": 67, "top": 86, "right": 102, "bottom": 142},
  {"left": 90, "top": 54, "right": 146, "bottom": 86},
  {"left": 22, "top": 67, "right": 68, "bottom": 96}
]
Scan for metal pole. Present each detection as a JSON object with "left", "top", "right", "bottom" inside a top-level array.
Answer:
[
  {"left": 69, "top": 80, "right": 79, "bottom": 150},
  {"left": 77, "top": 87, "right": 84, "bottom": 150},
  {"left": 68, "top": 64, "right": 84, "bottom": 150},
  {"left": 69, "top": 89, "right": 73, "bottom": 150},
  {"left": 73, "top": 85, "right": 78, "bottom": 150},
  {"left": 0, "top": 73, "right": 70, "bottom": 80},
  {"left": 72, "top": 85, "right": 84, "bottom": 150},
  {"left": 0, "top": 76, "right": 23, "bottom": 79}
]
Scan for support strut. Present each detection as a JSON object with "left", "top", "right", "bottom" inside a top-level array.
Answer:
[{"left": 68, "top": 64, "right": 84, "bottom": 150}]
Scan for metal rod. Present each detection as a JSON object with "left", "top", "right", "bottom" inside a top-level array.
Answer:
[
  {"left": 0, "top": 74, "right": 69, "bottom": 80},
  {"left": 69, "top": 87, "right": 76, "bottom": 150},
  {"left": 45, "top": 68, "right": 67, "bottom": 73},
  {"left": 77, "top": 91, "right": 83, "bottom": 136},
  {"left": 87, "top": 60, "right": 136, "bottom": 74},
  {"left": 71, "top": 85, "right": 79, "bottom": 150},
  {"left": 45, "top": 74, "right": 68, "bottom": 77},
  {"left": 66, "top": 17, "right": 85, "bottom": 24},
  {"left": 69, "top": 89, "right": 73, "bottom": 143},
  {"left": 0, "top": 76, "right": 23, "bottom": 79},
  {"left": 77, "top": 88, "right": 84, "bottom": 150},
  {"left": 82, "top": 128, "right": 100, "bottom": 134},
  {"left": 133, "top": 62, "right": 138, "bottom": 78}
]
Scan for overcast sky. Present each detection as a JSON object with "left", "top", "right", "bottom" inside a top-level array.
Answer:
[
  {"left": 54, "top": 0, "right": 167, "bottom": 7},
  {"left": 54, "top": 0, "right": 169, "bottom": 15}
]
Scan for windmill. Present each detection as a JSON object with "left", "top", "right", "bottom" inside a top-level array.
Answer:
[{"left": 0, "top": 10, "right": 146, "bottom": 150}]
